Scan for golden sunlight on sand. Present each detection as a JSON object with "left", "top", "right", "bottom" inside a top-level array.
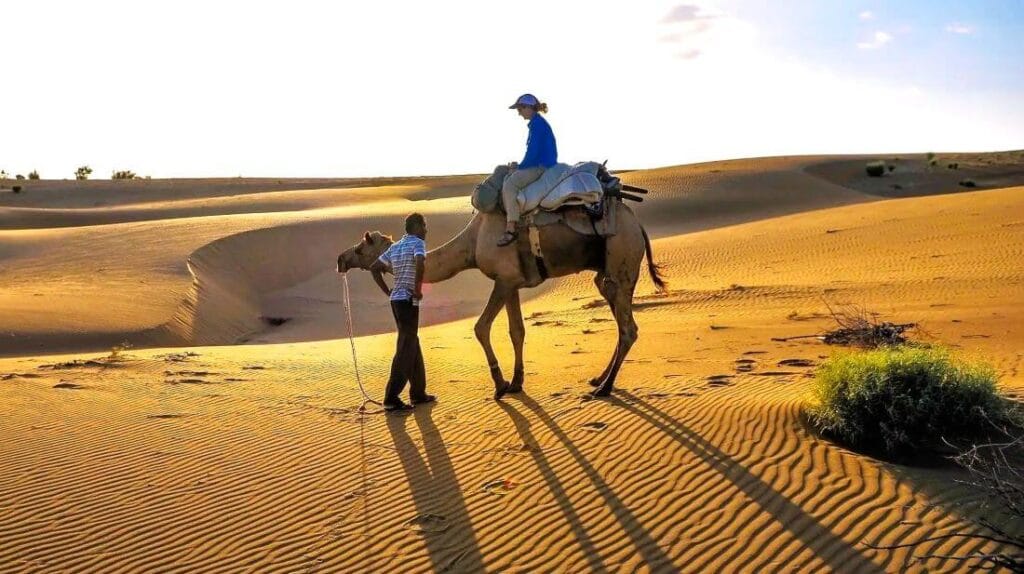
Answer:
[{"left": 1, "top": 152, "right": 1023, "bottom": 572}]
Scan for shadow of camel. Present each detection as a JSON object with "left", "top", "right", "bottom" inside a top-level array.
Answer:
[
  {"left": 386, "top": 405, "right": 485, "bottom": 572},
  {"left": 615, "top": 389, "right": 884, "bottom": 573},
  {"left": 506, "top": 394, "right": 678, "bottom": 571},
  {"left": 496, "top": 401, "right": 609, "bottom": 572}
]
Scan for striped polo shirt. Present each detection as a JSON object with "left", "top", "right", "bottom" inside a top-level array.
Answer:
[{"left": 377, "top": 234, "right": 426, "bottom": 301}]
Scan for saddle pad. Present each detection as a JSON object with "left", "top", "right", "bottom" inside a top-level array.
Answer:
[
  {"left": 525, "top": 201, "right": 618, "bottom": 237},
  {"left": 518, "top": 162, "right": 604, "bottom": 214}
]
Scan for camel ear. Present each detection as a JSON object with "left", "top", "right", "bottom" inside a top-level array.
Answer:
[{"left": 363, "top": 231, "right": 372, "bottom": 244}]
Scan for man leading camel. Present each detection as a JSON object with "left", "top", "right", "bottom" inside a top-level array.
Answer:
[
  {"left": 497, "top": 93, "right": 559, "bottom": 247},
  {"left": 369, "top": 213, "right": 436, "bottom": 411}
]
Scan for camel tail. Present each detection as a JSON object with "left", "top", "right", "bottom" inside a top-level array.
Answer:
[{"left": 641, "top": 225, "right": 668, "bottom": 293}]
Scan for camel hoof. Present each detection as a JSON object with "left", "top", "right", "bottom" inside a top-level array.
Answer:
[
  {"left": 588, "top": 377, "right": 603, "bottom": 388},
  {"left": 494, "top": 382, "right": 510, "bottom": 400},
  {"left": 591, "top": 385, "right": 613, "bottom": 398}
]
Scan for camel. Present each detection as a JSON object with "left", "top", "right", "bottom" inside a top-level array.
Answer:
[{"left": 336, "top": 202, "right": 666, "bottom": 399}]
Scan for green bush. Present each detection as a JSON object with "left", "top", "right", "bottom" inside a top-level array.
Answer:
[
  {"left": 28, "top": 170, "right": 40, "bottom": 180},
  {"left": 806, "top": 346, "right": 1016, "bottom": 457},
  {"left": 111, "top": 170, "right": 136, "bottom": 180},
  {"left": 75, "top": 166, "right": 93, "bottom": 180},
  {"left": 865, "top": 161, "right": 886, "bottom": 177}
]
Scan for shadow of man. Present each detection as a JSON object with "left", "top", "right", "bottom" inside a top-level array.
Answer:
[
  {"left": 386, "top": 406, "right": 485, "bottom": 572},
  {"left": 615, "top": 390, "right": 883, "bottom": 573}
]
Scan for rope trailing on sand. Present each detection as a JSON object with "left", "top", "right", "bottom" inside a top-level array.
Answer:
[{"left": 342, "top": 273, "right": 383, "bottom": 411}]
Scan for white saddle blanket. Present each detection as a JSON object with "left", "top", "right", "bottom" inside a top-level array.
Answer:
[{"left": 517, "top": 161, "right": 604, "bottom": 214}]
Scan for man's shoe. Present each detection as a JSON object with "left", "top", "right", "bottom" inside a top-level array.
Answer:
[
  {"left": 497, "top": 231, "right": 518, "bottom": 247},
  {"left": 383, "top": 399, "right": 414, "bottom": 412},
  {"left": 411, "top": 394, "right": 436, "bottom": 405}
]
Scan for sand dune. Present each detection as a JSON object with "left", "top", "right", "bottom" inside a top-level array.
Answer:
[
  {"left": 1, "top": 155, "right": 894, "bottom": 357},
  {"left": 1, "top": 153, "right": 1023, "bottom": 572}
]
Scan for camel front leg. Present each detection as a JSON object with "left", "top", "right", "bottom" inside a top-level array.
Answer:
[
  {"left": 505, "top": 289, "right": 526, "bottom": 393},
  {"left": 475, "top": 283, "right": 511, "bottom": 400}
]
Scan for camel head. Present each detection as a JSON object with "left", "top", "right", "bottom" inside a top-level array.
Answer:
[{"left": 337, "top": 231, "right": 393, "bottom": 273}]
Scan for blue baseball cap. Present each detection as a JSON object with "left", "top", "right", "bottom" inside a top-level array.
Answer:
[{"left": 509, "top": 93, "right": 540, "bottom": 109}]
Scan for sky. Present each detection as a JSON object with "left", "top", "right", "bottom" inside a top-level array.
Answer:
[{"left": 2, "top": 0, "right": 1022, "bottom": 179}]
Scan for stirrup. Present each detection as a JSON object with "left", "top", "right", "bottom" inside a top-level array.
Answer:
[{"left": 497, "top": 230, "right": 518, "bottom": 247}]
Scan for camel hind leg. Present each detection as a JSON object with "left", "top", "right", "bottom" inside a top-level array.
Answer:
[
  {"left": 592, "top": 233, "right": 643, "bottom": 398},
  {"left": 589, "top": 272, "right": 619, "bottom": 388}
]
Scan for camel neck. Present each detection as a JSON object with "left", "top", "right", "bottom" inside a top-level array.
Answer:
[{"left": 424, "top": 215, "right": 479, "bottom": 284}]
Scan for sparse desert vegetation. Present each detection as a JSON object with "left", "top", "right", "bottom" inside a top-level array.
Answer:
[
  {"left": 75, "top": 165, "right": 93, "bottom": 180},
  {"left": 112, "top": 170, "right": 137, "bottom": 180},
  {"left": 806, "top": 346, "right": 1018, "bottom": 458},
  {"left": 865, "top": 161, "right": 886, "bottom": 177}
]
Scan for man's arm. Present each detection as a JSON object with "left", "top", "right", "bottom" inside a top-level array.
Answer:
[
  {"left": 413, "top": 254, "right": 425, "bottom": 300},
  {"left": 369, "top": 259, "right": 392, "bottom": 297}
]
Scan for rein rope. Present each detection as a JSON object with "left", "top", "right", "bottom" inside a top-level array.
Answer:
[{"left": 342, "top": 273, "right": 383, "bottom": 411}]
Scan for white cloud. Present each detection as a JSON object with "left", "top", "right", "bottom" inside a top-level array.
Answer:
[
  {"left": 859, "top": 10, "right": 874, "bottom": 21},
  {"left": 945, "top": 22, "right": 975, "bottom": 35},
  {"left": 857, "top": 30, "right": 892, "bottom": 49},
  {"left": 662, "top": 4, "right": 716, "bottom": 23}
]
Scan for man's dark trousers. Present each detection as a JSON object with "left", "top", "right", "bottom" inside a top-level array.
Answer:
[{"left": 385, "top": 299, "right": 426, "bottom": 402}]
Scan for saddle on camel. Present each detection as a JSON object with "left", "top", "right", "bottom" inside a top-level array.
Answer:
[
  {"left": 472, "top": 161, "right": 650, "bottom": 287},
  {"left": 336, "top": 162, "right": 663, "bottom": 400}
]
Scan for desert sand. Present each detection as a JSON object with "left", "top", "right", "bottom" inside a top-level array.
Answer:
[{"left": 1, "top": 152, "right": 1023, "bottom": 572}]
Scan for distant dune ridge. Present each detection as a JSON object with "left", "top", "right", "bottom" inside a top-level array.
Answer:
[{"left": 1, "top": 152, "right": 1022, "bottom": 571}]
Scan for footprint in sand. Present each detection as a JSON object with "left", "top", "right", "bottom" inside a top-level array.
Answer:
[
  {"left": 165, "top": 378, "right": 212, "bottom": 385},
  {"left": 579, "top": 421, "right": 608, "bottom": 432},
  {"left": 147, "top": 413, "right": 189, "bottom": 419},
  {"left": 53, "top": 381, "right": 85, "bottom": 390},
  {"left": 404, "top": 513, "right": 449, "bottom": 533},
  {"left": 734, "top": 359, "right": 756, "bottom": 373},
  {"left": 645, "top": 392, "right": 672, "bottom": 399},
  {"left": 40, "top": 359, "right": 107, "bottom": 370},
  {"left": 242, "top": 365, "right": 266, "bottom": 370},
  {"left": 160, "top": 352, "right": 200, "bottom": 363},
  {"left": 777, "top": 359, "right": 816, "bottom": 368},
  {"left": 2, "top": 373, "right": 42, "bottom": 380},
  {"left": 482, "top": 479, "right": 519, "bottom": 496}
]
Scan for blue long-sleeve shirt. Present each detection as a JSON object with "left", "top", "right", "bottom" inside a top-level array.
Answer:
[{"left": 519, "top": 113, "right": 558, "bottom": 169}]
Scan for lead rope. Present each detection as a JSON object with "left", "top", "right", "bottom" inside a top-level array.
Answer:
[{"left": 342, "top": 273, "right": 384, "bottom": 413}]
